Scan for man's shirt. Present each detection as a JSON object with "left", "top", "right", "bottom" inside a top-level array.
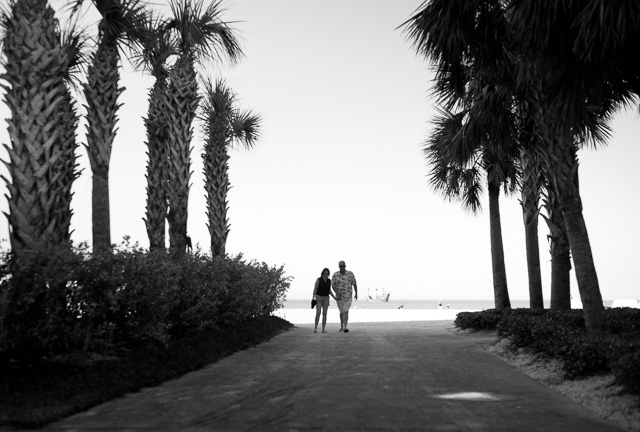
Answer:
[{"left": 332, "top": 270, "right": 356, "bottom": 300}]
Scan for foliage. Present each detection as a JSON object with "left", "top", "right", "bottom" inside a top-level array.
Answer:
[
  {"left": 0, "top": 315, "right": 293, "bottom": 429},
  {"left": 455, "top": 308, "right": 640, "bottom": 394},
  {"left": 0, "top": 240, "right": 291, "bottom": 364},
  {"left": 454, "top": 308, "right": 505, "bottom": 330}
]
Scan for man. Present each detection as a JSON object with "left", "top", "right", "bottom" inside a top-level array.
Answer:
[{"left": 332, "top": 260, "right": 358, "bottom": 333}]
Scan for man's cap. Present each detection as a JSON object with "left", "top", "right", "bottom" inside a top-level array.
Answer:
[{"left": 339, "top": 261, "right": 346, "bottom": 266}]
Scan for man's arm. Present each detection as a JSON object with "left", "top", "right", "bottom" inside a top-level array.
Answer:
[{"left": 352, "top": 273, "right": 358, "bottom": 300}]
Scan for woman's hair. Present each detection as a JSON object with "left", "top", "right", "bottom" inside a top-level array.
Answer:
[{"left": 320, "top": 267, "right": 330, "bottom": 277}]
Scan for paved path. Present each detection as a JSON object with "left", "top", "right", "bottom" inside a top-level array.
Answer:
[{"left": 46, "top": 321, "right": 623, "bottom": 431}]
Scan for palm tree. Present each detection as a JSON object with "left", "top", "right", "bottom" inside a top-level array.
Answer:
[
  {"left": 426, "top": 109, "right": 518, "bottom": 309},
  {"left": 404, "top": 1, "right": 522, "bottom": 309},
  {"left": 164, "top": 0, "right": 242, "bottom": 256},
  {"left": 199, "top": 79, "right": 261, "bottom": 256},
  {"left": 133, "top": 16, "right": 175, "bottom": 250},
  {"left": 506, "top": 0, "right": 639, "bottom": 330},
  {"left": 0, "top": 0, "right": 71, "bottom": 257},
  {"left": 71, "top": 0, "right": 148, "bottom": 253},
  {"left": 404, "top": 0, "right": 638, "bottom": 330}
]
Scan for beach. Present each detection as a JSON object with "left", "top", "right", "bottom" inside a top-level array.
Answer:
[{"left": 273, "top": 299, "right": 482, "bottom": 324}]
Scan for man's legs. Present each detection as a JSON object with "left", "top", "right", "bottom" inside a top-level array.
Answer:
[{"left": 342, "top": 298, "right": 352, "bottom": 332}]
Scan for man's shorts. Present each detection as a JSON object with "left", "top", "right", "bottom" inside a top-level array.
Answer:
[
  {"left": 315, "top": 295, "right": 330, "bottom": 308},
  {"left": 336, "top": 298, "right": 352, "bottom": 313}
]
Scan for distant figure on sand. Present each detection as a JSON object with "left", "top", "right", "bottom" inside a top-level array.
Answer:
[
  {"left": 312, "top": 268, "right": 333, "bottom": 333},
  {"left": 332, "top": 261, "right": 358, "bottom": 333}
]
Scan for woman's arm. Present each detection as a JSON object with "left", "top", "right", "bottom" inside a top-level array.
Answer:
[{"left": 312, "top": 278, "right": 319, "bottom": 298}]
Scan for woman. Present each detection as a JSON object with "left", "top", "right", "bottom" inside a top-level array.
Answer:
[{"left": 312, "top": 268, "right": 334, "bottom": 333}]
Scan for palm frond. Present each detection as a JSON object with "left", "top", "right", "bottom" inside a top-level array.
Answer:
[
  {"left": 230, "top": 109, "right": 261, "bottom": 149},
  {"left": 168, "top": 0, "right": 242, "bottom": 64},
  {"left": 130, "top": 13, "right": 176, "bottom": 79},
  {"left": 60, "top": 17, "right": 91, "bottom": 91},
  {"left": 199, "top": 77, "right": 233, "bottom": 139}
]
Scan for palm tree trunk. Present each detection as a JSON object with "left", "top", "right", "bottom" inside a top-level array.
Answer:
[
  {"left": 563, "top": 195, "right": 603, "bottom": 321},
  {"left": 204, "top": 129, "right": 230, "bottom": 257},
  {"left": 2, "top": 0, "right": 67, "bottom": 257},
  {"left": 166, "top": 55, "right": 198, "bottom": 256},
  {"left": 488, "top": 182, "right": 511, "bottom": 309},
  {"left": 91, "top": 169, "right": 111, "bottom": 251},
  {"left": 523, "top": 211, "right": 543, "bottom": 308},
  {"left": 55, "top": 89, "right": 80, "bottom": 244},
  {"left": 144, "top": 80, "right": 169, "bottom": 250},
  {"left": 550, "top": 243, "right": 572, "bottom": 310},
  {"left": 520, "top": 148, "right": 543, "bottom": 308},
  {"left": 542, "top": 185, "right": 572, "bottom": 310},
  {"left": 84, "top": 38, "right": 123, "bottom": 253},
  {"left": 541, "top": 129, "right": 604, "bottom": 330}
]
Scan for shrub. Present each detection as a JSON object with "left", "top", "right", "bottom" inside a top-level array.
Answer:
[
  {"left": 557, "top": 332, "right": 612, "bottom": 378},
  {"left": 449, "top": 306, "right": 640, "bottom": 393},
  {"left": 611, "top": 343, "right": 640, "bottom": 394},
  {"left": 454, "top": 309, "right": 504, "bottom": 330},
  {"left": 0, "top": 241, "right": 291, "bottom": 364},
  {"left": 603, "top": 308, "right": 640, "bottom": 337}
]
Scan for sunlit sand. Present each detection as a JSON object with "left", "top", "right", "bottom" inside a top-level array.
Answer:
[{"left": 273, "top": 307, "right": 480, "bottom": 325}]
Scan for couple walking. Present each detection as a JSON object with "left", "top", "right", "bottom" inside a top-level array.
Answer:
[{"left": 312, "top": 260, "right": 358, "bottom": 333}]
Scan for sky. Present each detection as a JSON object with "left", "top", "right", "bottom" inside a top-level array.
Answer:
[{"left": 0, "top": 0, "right": 639, "bottom": 302}]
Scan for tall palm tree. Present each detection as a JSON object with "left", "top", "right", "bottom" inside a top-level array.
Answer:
[
  {"left": 133, "top": 16, "right": 175, "bottom": 250},
  {"left": 71, "top": 0, "right": 148, "bottom": 253},
  {"left": 0, "top": 0, "right": 71, "bottom": 257},
  {"left": 404, "top": 1, "right": 522, "bottom": 309},
  {"left": 164, "top": 0, "right": 242, "bottom": 256},
  {"left": 426, "top": 109, "right": 518, "bottom": 309},
  {"left": 506, "top": 0, "right": 639, "bottom": 330},
  {"left": 199, "top": 79, "right": 261, "bottom": 257}
]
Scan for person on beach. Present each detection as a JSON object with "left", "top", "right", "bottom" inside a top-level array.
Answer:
[
  {"left": 332, "top": 260, "right": 358, "bottom": 333},
  {"left": 312, "top": 268, "right": 334, "bottom": 333}
]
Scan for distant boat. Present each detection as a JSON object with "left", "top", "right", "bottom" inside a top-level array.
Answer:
[{"left": 366, "top": 288, "right": 390, "bottom": 302}]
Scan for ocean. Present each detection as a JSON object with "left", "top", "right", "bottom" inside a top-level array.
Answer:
[{"left": 275, "top": 298, "right": 616, "bottom": 325}]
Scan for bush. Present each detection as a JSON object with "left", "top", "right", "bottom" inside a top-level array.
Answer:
[
  {"left": 0, "top": 315, "right": 293, "bottom": 429},
  {"left": 0, "top": 241, "right": 291, "bottom": 364},
  {"left": 455, "top": 307, "right": 640, "bottom": 393},
  {"left": 558, "top": 333, "right": 612, "bottom": 378},
  {"left": 603, "top": 308, "right": 640, "bottom": 337},
  {"left": 611, "top": 343, "right": 640, "bottom": 394},
  {"left": 495, "top": 308, "right": 547, "bottom": 349},
  {"left": 454, "top": 309, "right": 504, "bottom": 330}
]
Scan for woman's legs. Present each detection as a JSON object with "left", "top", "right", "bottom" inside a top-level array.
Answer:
[
  {"left": 321, "top": 304, "right": 329, "bottom": 332},
  {"left": 314, "top": 306, "right": 321, "bottom": 332}
]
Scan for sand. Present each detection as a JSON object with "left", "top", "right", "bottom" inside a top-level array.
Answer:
[{"left": 274, "top": 307, "right": 477, "bottom": 324}]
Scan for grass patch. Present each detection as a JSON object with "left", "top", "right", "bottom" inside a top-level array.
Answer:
[{"left": 0, "top": 315, "right": 293, "bottom": 429}]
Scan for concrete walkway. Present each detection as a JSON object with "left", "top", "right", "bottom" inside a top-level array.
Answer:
[{"left": 46, "top": 321, "right": 623, "bottom": 432}]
